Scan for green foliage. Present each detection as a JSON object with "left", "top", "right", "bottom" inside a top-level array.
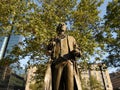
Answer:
[
  {"left": 0, "top": 0, "right": 105, "bottom": 64},
  {"left": 29, "top": 64, "right": 47, "bottom": 90},
  {"left": 103, "top": 0, "right": 120, "bottom": 67},
  {"left": 89, "top": 76, "right": 104, "bottom": 90},
  {"left": 81, "top": 75, "right": 104, "bottom": 90},
  {"left": 81, "top": 77, "right": 89, "bottom": 90},
  {"left": 29, "top": 83, "right": 40, "bottom": 90}
]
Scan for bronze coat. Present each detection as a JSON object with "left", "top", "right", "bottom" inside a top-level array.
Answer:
[
  {"left": 44, "top": 61, "right": 82, "bottom": 90},
  {"left": 44, "top": 36, "right": 82, "bottom": 90}
]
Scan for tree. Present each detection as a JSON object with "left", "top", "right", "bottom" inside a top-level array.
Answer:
[
  {"left": 0, "top": 0, "right": 35, "bottom": 64},
  {"left": 70, "top": 0, "right": 104, "bottom": 60},
  {"left": 0, "top": 0, "right": 108, "bottom": 88},
  {"left": 0, "top": 0, "right": 105, "bottom": 63},
  {"left": 103, "top": 0, "right": 120, "bottom": 67}
]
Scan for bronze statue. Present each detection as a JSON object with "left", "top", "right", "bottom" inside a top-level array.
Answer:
[{"left": 44, "top": 22, "right": 82, "bottom": 90}]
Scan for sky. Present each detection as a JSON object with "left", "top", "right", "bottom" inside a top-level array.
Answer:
[
  {"left": 98, "top": 0, "right": 112, "bottom": 18},
  {"left": 98, "top": 0, "right": 118, "bottom": 73},
  {"left": 20, "top": 0, "right": 117, "bottom": 73}
]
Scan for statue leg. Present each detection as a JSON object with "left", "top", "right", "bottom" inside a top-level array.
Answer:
[
  {"left": 52, "top": 63, "right": 64, "bottom": 90},
  {"left": 64, "top": 60, "right": 74, "bottom": 90}
]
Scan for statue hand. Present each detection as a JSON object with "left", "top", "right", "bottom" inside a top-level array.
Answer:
[{"left": 46, "top": 51, "right": 52, "bottom": 56}]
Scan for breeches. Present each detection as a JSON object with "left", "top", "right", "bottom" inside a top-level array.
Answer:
[{"left": 52, "top": 60, "right": 74, "bottom": 90}]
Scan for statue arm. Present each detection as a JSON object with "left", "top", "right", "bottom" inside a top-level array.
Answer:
[
  {"left": 73, "top": 38, "right": 82, "bottom": 57},
  {"left": 46, "top": 39, "right": 55, "bottom": 56}
]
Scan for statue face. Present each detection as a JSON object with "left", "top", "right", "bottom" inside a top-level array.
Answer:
[
  {"left": 57, "top": 22, "right": 67, "bottom": 34},
  {"left": 60, "top": 23, "right": 67, "bottom": 32}
]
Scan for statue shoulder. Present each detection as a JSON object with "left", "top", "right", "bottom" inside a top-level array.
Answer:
[
  {"left": 49, "top": 37, "right": 57, "bottom": 41},
  {"left": 67, "top": 35, "right": 76, "bottom": 41}
]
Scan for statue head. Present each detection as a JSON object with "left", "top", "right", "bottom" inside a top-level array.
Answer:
[{"left": 56, "top": 22, "right": 67, "bottom": 34}]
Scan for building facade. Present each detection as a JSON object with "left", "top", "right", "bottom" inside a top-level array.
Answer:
[
  {"left": 0, "top": 34, "right": 22, "bottom": 59},
  {"left": 0, "top": 34, "right": 22, "bottom": 74},
  {"left": 79, "top": 63, "right": 113, "bottom": 90},
  {"left": 0, "top": 67, "right": 25, "bottom": 90},
  {"left": 25, "top": 63, "right": 113, "bottom": 90},
  {"left": 110, "top": 71, "right": 120, "bottom": 90},
  {"left": 0, "top": 34, "right": 24, "bottom": 89}
]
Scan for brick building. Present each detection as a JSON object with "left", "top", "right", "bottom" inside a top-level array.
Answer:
[{"left": 110, "top": 71, "right": 120, "bottom": 90}]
